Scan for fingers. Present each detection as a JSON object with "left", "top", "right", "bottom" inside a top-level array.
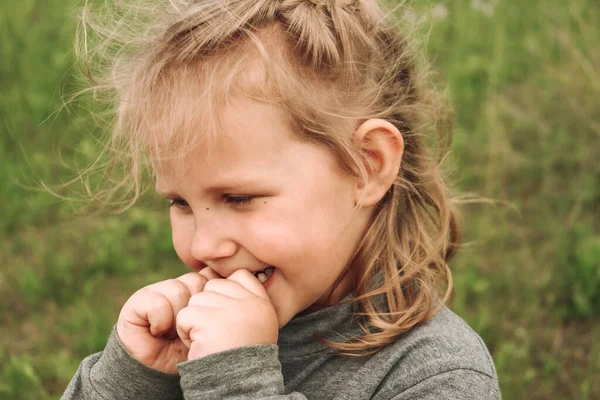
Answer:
[
  {"left": 176, "top": 292, "right": 231, "bottom": 348},
  {"left": 199, "top": 269, "right": 268, "bottom": 301},
  {"left": 187, "top": 290, "right": 231, "bottom": 308},
  {"left": 123, "top": 288, "right": 175, "bottom": 337},
  {"left": 201, "top": 278, "right": 251, "bottom": 300},
  {"left": 123, "top": 268, "right": 268, "bottom": 347},
  {"left": 121, "top": 272, "right": 208, "bottom": 338},
  {"left": 198, "top": 266, "right": 221, "bottom": 281},
  {"left": 176, "top": 306, "right": 203, "bottom": 348},
  {"left": 176, "top": 271, "right": 209, "bottom": 295},
  {"left": 176, "top": 282, "right": 247, "bottom": 348},
  {"left": 226, "top": 269, "right": 269, "bottom": 300}
]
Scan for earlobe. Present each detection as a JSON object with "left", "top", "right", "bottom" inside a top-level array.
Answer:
[{"left": 353, "top": 119, "right": 404, "bottom": 207}]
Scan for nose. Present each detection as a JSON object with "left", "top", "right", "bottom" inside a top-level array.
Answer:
[{"left": 189, "top": 218, "right": 238, "bottom": 265}]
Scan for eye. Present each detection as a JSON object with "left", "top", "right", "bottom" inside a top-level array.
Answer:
[
  {"left": 169, "top": 198, "right": 190, "bottom": 210},
  {"left": 224, "top": 195, "right": 255, "bottom": 207}
]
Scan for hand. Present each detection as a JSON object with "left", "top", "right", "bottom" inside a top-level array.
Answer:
[
  {"left": 116, "top": 270, "right": 217, "bottom": 373},
  {"left": 176, "top": 269, "right": 279, "bottom": 360}
]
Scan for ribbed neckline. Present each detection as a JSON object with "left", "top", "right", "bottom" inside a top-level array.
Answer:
[{"left": 277, "top": 294, "right": 364, "bottom": 358}]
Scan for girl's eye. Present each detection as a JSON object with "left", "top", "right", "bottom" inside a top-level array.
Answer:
[
  {"left": 169, "top": 198, "right": 190, "bottom": 209},
  {"left": 224, "top": 195, "right": 255, "bottom": 207}
]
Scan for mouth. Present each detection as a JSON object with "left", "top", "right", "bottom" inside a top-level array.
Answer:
[{"left": 253, "top": 266, "right": 275, "bottom": 284}]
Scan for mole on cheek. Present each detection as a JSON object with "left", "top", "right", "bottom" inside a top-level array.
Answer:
[{"left": 206, "top": 208, "right": 210, "bottom": 210}]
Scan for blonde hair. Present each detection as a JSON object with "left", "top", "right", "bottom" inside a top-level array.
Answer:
[{"left": 77, "top": 0, "right": 459, "bottom": 356}]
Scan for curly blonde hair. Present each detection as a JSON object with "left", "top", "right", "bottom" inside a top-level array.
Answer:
[{"left": 77, "top": 0, "right": 459, "bottom": 356}]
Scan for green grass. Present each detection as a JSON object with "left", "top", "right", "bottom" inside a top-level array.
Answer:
[{"left": 1, "top": 0, "right": 599, "bottom": 399}]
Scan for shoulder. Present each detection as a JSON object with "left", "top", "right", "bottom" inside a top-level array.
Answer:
[
  {"left": 369, "top": 306, "right": 500, "bottom": 399},
  {"left": 402, "top": 306, "right": 496, "bottom": 376}
]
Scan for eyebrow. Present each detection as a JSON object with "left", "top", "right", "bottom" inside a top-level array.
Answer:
[{"left": 155, "top": 180, "right": 272, "bottom": 197}]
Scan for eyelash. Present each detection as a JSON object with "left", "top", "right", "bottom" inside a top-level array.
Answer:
[
  {"left": 169, "top": 198, "right": 189, "bottom": 209},
  {"left": 168, "top": 195, "right": 256, "bottom": 209},
  {"left": 224, "top": 195, "right": 255, "bottom": 206}
]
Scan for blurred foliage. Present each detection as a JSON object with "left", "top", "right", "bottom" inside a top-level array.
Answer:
[{"left": 1, "top": 0, "right": 599, "bottom": 399}]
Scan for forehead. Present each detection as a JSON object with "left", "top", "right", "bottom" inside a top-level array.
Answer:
[
  {"left": 144, "top": 59, "right": 269, "bottom": 159},
  {"left": 199, "top": 100, "right": 294, "bottom": 162},
  {"left": 153, "top": 99, "right": 309, "bottom": 190}
]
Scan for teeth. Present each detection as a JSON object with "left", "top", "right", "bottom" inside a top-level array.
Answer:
[{"left": 254, "top": 266, "right": 274, "bottom": 283}]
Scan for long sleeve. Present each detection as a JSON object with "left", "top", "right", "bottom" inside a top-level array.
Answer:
[
  {"left": 62, "top": 328, "right": 183, "bottom": 400},
  {"left": 62, "top": 300, "right": 501, "bottom": 399},
  {"left": 177, "top": 345, "right": 307, "bottom": 399},
  {"left": 390, "top": 369, "right": 501, "bottom": 400}
]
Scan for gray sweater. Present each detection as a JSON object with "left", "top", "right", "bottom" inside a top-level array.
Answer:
[{"left": 63, "top": 299, "right": 501, "bottom": 399}]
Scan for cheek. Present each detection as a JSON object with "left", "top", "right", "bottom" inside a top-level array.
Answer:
[
  {"left": 242, "top": 211, "right": 303, "bottom": 265},
  {"left": 244, "top": 218, "right": 285, "bottom": 256},
  {"left": 244, "top": 208, "right": 337, "bottom": 266}
]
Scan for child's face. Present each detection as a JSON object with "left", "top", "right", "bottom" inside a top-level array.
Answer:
[{"left": 155, "top": 100, "right": 371, "bottom": 327}]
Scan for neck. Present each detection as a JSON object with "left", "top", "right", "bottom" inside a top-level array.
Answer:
[{"left": 298, "top": 264, "right": 358, "bottom": 316}]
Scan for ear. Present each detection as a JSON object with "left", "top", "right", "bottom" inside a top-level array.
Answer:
[{"left": 352, "top": 119, "right": 404, "bottom": 207}]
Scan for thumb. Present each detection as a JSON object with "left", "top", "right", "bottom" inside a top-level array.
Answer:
[{"left": 227, "top": 269, "right": 270, "bottom": 300}]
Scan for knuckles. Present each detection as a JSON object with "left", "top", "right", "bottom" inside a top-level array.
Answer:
[
  {"left": 144, "top": 290, "right": 172, "bottom": 314},
  {"left": 184, "top": 272, "right": 210, "bottom": 291},
  {"left": 202, "top": 278, "right": 221, "bottom": 292},
  {"left": 186, "top": 291, "right": 207, "bottom": 307},
  {"left": 175, "top": 305, "right": 197, "bottom": 326},
  {"left": 165, "top": 278, "right": 193, "bottom": 298}
]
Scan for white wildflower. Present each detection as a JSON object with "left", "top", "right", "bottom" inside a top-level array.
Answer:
[
  {"left": 471, "top": 0, "right": 500, "bottom": 17},
  {"left": 431, "top": 4, "right": 449, "bottom": 20},
  {"left": 402, "top": 9, "right": 418, "bottom": 24}
]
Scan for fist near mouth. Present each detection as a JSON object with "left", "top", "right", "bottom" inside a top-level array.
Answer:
[
  {"left": 116, "top": 268, "right": 278, "bottom": 373},
  {"left": 116, "top": 271, "right": 208, "bottom": 373},
  {"left": 177, "top": 269, "right": 279, "bottom": 360}
]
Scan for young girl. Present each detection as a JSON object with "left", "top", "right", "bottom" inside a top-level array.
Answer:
[{"left": 64, "top": 0, "right": 500, "bottom": 398}]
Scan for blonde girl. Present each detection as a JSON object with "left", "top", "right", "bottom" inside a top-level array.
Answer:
[{"left": 63, "top": 0, "right": 501, "bottom": 399}]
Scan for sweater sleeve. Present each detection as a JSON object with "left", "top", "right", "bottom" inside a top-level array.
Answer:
[
  {"left": 390, "top": 369, "right": 501, "bottom": 400},
  {"left": 61, "top": 328, "right": 183, "bottom": 400},
  {"left": 177, "top": 345, "right": 306, "bottom": 399}
]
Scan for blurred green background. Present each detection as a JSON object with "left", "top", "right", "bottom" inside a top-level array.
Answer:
[{"left": 1, "top": 0, "right": 599, "bottom": 399}]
